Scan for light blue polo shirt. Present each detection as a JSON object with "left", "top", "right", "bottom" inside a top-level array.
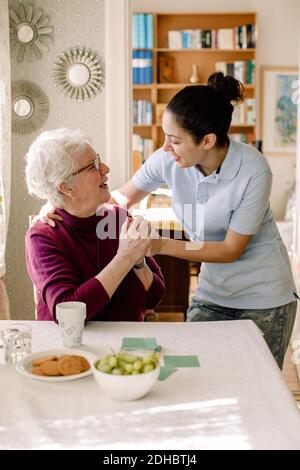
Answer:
[{"left": 132, "top": 138, "right": 296, "bottom": 309}]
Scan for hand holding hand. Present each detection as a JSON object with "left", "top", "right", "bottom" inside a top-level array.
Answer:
[{"left": 118, "top": 216, "right": 152, "bottom": 265}]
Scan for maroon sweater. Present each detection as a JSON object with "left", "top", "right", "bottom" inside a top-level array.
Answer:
[{"left": 25, "top": 205, "right": 165, "bottom": 321}]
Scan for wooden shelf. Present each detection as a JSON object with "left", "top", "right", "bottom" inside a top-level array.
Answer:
[
  {"left": 157, "top": 83, "right": 196, "bottom": 89},
  {"left": 132, "top": 11, "right": 257, "bottom": 165},
  {"left": 156, "top": 48, "right": 255, "bottom": 53},
  {"left": 156, "top": 123, "right": 255, "bottom": 129},
  {"left": 231, "top": 124, "right": 255, "bottom": 129},
  {"left": 133, "top": 124, "right": 152, "bottom": 128},
  {"left": 156, "top": 83, "right": 254, "bottom": 89},
  {"left": 133, "top": 84, "right": 153, "bottom": 90}
]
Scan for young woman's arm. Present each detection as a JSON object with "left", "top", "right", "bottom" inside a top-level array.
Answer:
[
  {"left": 110, "top": 180, "right": 150, "bottom": 208},
  {"left": 153, "top": 229, "right": 252, "bottom": 263}
]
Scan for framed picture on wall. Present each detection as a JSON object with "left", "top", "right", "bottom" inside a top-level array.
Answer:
[{"left": 260, "top": 66, "right": 298, "bottom": 155}]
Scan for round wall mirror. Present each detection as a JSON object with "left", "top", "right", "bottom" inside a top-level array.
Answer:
[
  {"left": 9, "top": 5, "right": 54, "bottom": 62},
  {"left": 11, "top": 81, "right": 49, "bottom": 134},
  {"left": 68, "top": 64, "right": 91, "bottom": 86},
  {"left": 16, "top": 24, "right": 35, "bottom": 44},
  {"left": 53, "top": 47, "right": 105, "bottom": 102},
  {"left": 13, "top": 97, "right": 33, "bottom": 118}
]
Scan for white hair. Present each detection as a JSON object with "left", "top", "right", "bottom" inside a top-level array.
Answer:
[{"left": 25, "top": 128, "right": 92, "bottom": 207}]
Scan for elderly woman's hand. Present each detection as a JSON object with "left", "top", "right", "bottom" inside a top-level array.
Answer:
[{"left": 118, "top": 216, "right": 152, "bottom": 265}]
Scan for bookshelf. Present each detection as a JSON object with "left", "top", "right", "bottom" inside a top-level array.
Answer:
[{"left": 132, "top": 11, "right": 257, "bottom": 173}]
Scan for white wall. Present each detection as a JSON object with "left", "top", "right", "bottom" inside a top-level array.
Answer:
[
  {"left": 266, "top": 156, "right": 295, "bottom": 219},
  {"left": 105, "top": 0, "right": 131, "bottom": 190},
  {"left": 130, "top": 0, "right": 300, "bottom": 219}
]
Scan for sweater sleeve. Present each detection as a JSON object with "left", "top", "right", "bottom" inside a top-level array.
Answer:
[
  {"left": 25, "top": 227, "right": 110, "bottom": 321},
  {"left": 113, "top": 205, "right": 166, "bottom": 310},
  {"left": 144, "top": 256, "right": 166, "bottom": 309}
]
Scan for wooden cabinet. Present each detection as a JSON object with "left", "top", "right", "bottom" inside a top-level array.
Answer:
[
  {"left": 154, "top": 228, "right": 190, "bottom": 318},
  {"left": 132, "top": 11, "right": 257, "bottom": 172}
]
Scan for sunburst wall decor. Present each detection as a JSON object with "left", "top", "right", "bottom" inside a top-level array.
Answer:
[
  {"left": 53, "top": 47, "right": 105, "bottom": 102},
  {"left": 11, "top": 80, "right": 49, "bottom": 134},
  {"left": 9, "top": 4, "right": 54, "bottom": 62}
]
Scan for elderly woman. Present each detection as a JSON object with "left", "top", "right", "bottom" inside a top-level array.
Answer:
[{"left": 25, "top": 128, "right": 165, "bottom": 322}]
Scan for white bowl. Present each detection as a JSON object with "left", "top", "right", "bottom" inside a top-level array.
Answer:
[{"left": 92, "top": 360, "right": 160, "bottom": 401}]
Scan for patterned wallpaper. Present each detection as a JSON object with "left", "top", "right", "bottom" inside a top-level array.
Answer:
[{"left": 6, "top": 0, "right": 106, "bottom": 319}]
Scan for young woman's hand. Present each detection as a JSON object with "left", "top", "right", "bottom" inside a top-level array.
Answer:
[
  {"left": 145, "top": 233, "right": 163, "bottom": 257},
  {"left": 36, "top": 203, "right": 63, "bottom": 227}
]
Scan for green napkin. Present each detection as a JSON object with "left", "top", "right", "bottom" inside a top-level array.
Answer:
[
  {"left": 121, "top": 337, "right": 161, "bottom": 351},
  {"left": 163, "top": 355, "right": 200, "bottom": 368},
  {"left": 159, "top": 366, "right": 177, "bottom": 381}
]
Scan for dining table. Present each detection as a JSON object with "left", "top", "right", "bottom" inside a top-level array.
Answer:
[{"left": 0, "top": 319, "right": 300, "bottom": 450}]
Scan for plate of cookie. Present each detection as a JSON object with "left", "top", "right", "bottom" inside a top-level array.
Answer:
[{"left": 16, "top": 348, "right": 98, "bottom": 381}]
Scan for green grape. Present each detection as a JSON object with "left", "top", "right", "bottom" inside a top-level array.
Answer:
[
  {"left": 108, "top": 356, "right": 117, "bottom": 367},
  {"left": 151, "top": 352, "right": 160, "bottom": 362},
  {"left": 111, "top": 368, "right": 122, "bottom": 375},
  {"left": 142, "top": 355, "right": 153, "bottom": 366},
  {"left": 124, "top": 363, "right": 134, "bottom": 373},
  {"left": 124, "top": 354, "right": 138, "bottom": 363},
  {"left": 117, "top": 353, "right": 128, "bottom": 361},
  {"left": 133, "top": 360, "right": 143, "bottom": 371},
  {"left": 99, "top": 363, "right": 112, "bottom": 373},
  {"left": 144, "top": 364, "right": 154, "bottom": 373},
  {"left": 118, "top": 360, "right": 127, "bottom": 368},
  {"left": 99, "top": 355, "right": 109, "bottom": 367}
]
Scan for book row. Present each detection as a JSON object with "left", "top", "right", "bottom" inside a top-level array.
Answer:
[
  {"left": 132, "top": 100, "right": 153, "bottom": 126},
  {"left": 132, "top": 134, "right": 154, "bottom": 162},
  {"left": 215, "top": 60, "right": 255, "bottom": 84},
  {"left": 132, "top": 51, "right": 153, "bottom": 84},
  {"left": 168, "top": 24, "right": 256, "bottom": 50},
  {"left": 132, "top": 13, "right": 154, "bottom": 49},
  {"left": 232, "top": 98, "right": 256, "bottom": 126}
]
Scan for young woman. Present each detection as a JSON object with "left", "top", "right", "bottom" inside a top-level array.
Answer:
[{"left": 111, "top": 72, "right": 297, "bottom": 368}]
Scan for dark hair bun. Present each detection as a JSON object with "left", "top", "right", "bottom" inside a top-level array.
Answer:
[{"left": 207, "top": 72, "right": 244, "bottom": 103}]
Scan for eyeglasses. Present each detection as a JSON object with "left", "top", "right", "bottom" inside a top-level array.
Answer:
[{"left": 71, "top": 153, "right": 101, "bottom": 177}]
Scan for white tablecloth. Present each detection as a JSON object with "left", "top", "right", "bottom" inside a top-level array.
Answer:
[{"left": 0, "top": 320, "right": 300, "bottom": 450}]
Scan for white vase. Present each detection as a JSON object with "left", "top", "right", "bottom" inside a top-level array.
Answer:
[{"left": 189, "top": 64, "right": 200, "bottom": 84}]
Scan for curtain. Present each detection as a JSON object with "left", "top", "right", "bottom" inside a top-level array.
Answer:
[{"left": 0, "top": 0, "right": 11, "bottom": 278}]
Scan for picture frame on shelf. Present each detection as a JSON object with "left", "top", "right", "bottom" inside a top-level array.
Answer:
[
  {"left": 158, "top": 56, "right": 176, "bottom": 83},
  {"left": 260, "top": 66, "right": 298, "bottom": 155}
]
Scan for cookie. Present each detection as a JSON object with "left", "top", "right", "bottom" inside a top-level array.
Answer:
[
  {"left": 57, "top": 356, "right": 84, "bottom": 376},
  {"left": 73, "top": 355, "right": 91, "bottom": 372},
  {"left": 32, "top": 366, "right": 46, "bottom": 376},
  {"left": 40, "top": 360, "right": 62, "bottom": 376},
  {"left": 32, "top": 355, "right": 57, "bottom": 367}
]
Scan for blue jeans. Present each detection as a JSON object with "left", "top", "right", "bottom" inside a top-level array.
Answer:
[{"left": 187, "top": 297, "right": 297, "bottom": 369}]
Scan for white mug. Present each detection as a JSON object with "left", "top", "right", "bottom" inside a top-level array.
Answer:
[{"left": 56, "top": 301, "right": 86, "bottom": 348}]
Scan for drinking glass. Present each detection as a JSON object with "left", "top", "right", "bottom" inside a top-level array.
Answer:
[
  {"left": 56, "top": 301, "right": 86, "bottom": 348},
  {"left": 0, "top": 323, "right": 32, "bottom": 364}
]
